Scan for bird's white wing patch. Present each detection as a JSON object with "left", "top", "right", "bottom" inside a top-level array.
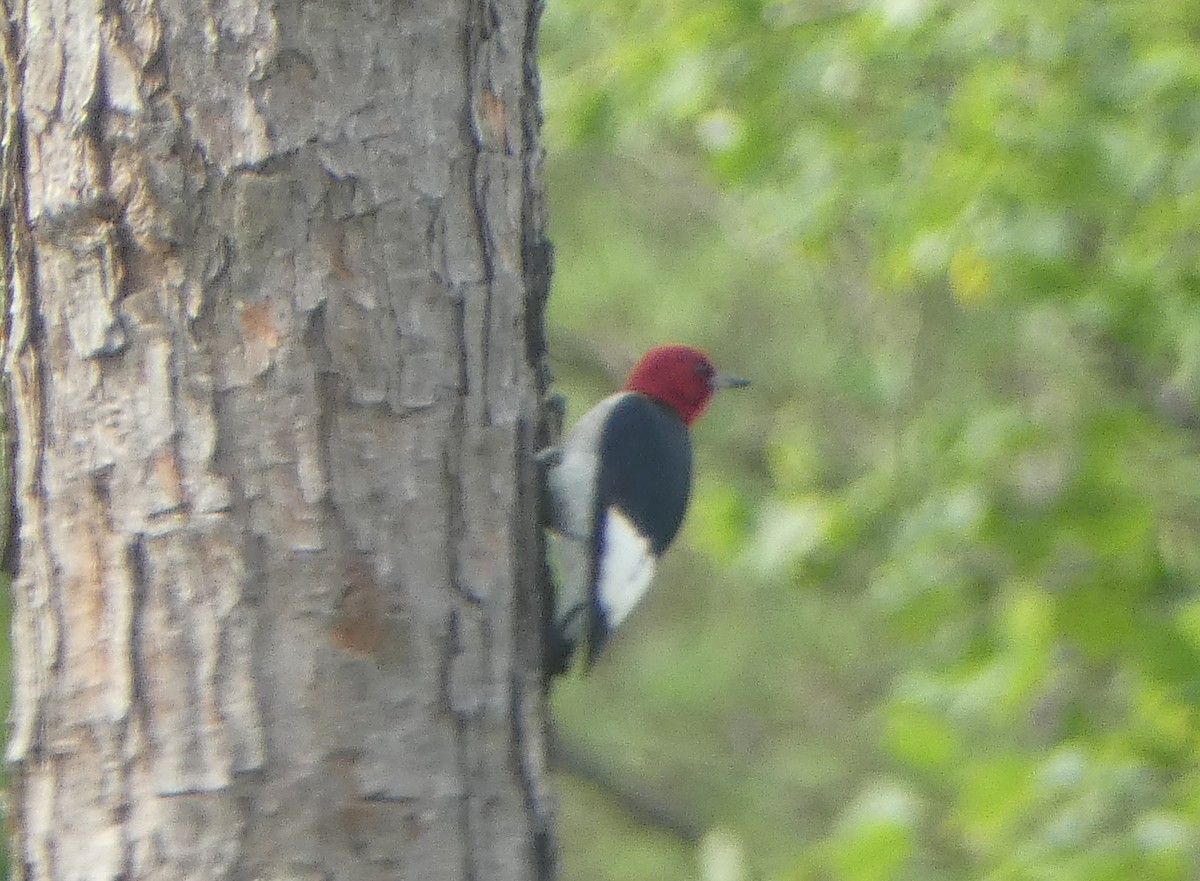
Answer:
[{"left": 597, "top": 508, "right": 657, "bottom": 629}]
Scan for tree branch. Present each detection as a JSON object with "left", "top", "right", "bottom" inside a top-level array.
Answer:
[{"left": 548, "top": 724, "right": 706, "bottom": 845}]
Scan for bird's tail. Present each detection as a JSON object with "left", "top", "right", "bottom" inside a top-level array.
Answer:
[
  {"left": 545, "top": 529, "right": 590, "bottom": 676},
  {"left": 545, "top": 604, "right": 582, "bottom": 676}
]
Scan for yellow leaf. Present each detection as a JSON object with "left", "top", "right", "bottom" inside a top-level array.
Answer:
[{"left": 949, "top": 247, "right": 991, "bottom": 304}]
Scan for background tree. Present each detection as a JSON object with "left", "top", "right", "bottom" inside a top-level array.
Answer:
[{"left": 0, "top": 0, "right": 555, "bottom": 878}]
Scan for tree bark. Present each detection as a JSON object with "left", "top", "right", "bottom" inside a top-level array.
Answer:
[{"left": 0, "top": 0, "right": 555, "bottom": 878}]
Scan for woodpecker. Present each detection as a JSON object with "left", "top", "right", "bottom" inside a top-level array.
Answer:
[{"left": 543, "top": 345, "right": 749, "bottom": 673}]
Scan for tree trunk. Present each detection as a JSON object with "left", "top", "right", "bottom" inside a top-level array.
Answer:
[{"left": 0, "top": 0, "right": 555, "bottom": 878}]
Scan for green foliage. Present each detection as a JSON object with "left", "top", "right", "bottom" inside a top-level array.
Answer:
[{"left": 543, "top": 0, "right": 1200, "bottom": 879}]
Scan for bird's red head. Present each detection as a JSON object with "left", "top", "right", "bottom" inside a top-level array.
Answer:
[{"left": 622, "top": 345, "right": 749, "bottom": 426}]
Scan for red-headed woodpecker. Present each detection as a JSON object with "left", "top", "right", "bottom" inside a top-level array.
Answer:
[{"left": 544, "top": 345, "right": 749, "bottom": 673}]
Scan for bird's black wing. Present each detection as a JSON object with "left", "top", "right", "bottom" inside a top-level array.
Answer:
[{"left": 586, "top": 394, "right": 693, "bottom": 664}]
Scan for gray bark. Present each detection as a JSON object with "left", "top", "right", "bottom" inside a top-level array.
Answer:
[{"left": 0, "top": 0, "right": 555, "bottom": 878}]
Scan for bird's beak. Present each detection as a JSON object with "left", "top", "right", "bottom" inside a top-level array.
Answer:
[{"left": 711, "top": 372, "right": 750, "bottom": 390}]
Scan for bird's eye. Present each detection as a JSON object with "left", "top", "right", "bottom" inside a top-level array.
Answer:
[{"left": 695, "top": 361, "right": 715, "bottom": 378}]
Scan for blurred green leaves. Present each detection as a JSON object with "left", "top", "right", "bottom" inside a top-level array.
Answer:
[{"left": 543, "top": 0, "right": 1200, "bottom": 880}]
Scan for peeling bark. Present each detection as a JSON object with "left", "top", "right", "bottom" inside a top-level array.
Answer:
[{"left": 0, "top": 0, "right": 555, "bottom": 878}]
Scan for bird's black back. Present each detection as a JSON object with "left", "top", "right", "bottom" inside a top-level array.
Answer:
[{"left": 596, "top": 393, "right": 693, "bottom": 554}]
